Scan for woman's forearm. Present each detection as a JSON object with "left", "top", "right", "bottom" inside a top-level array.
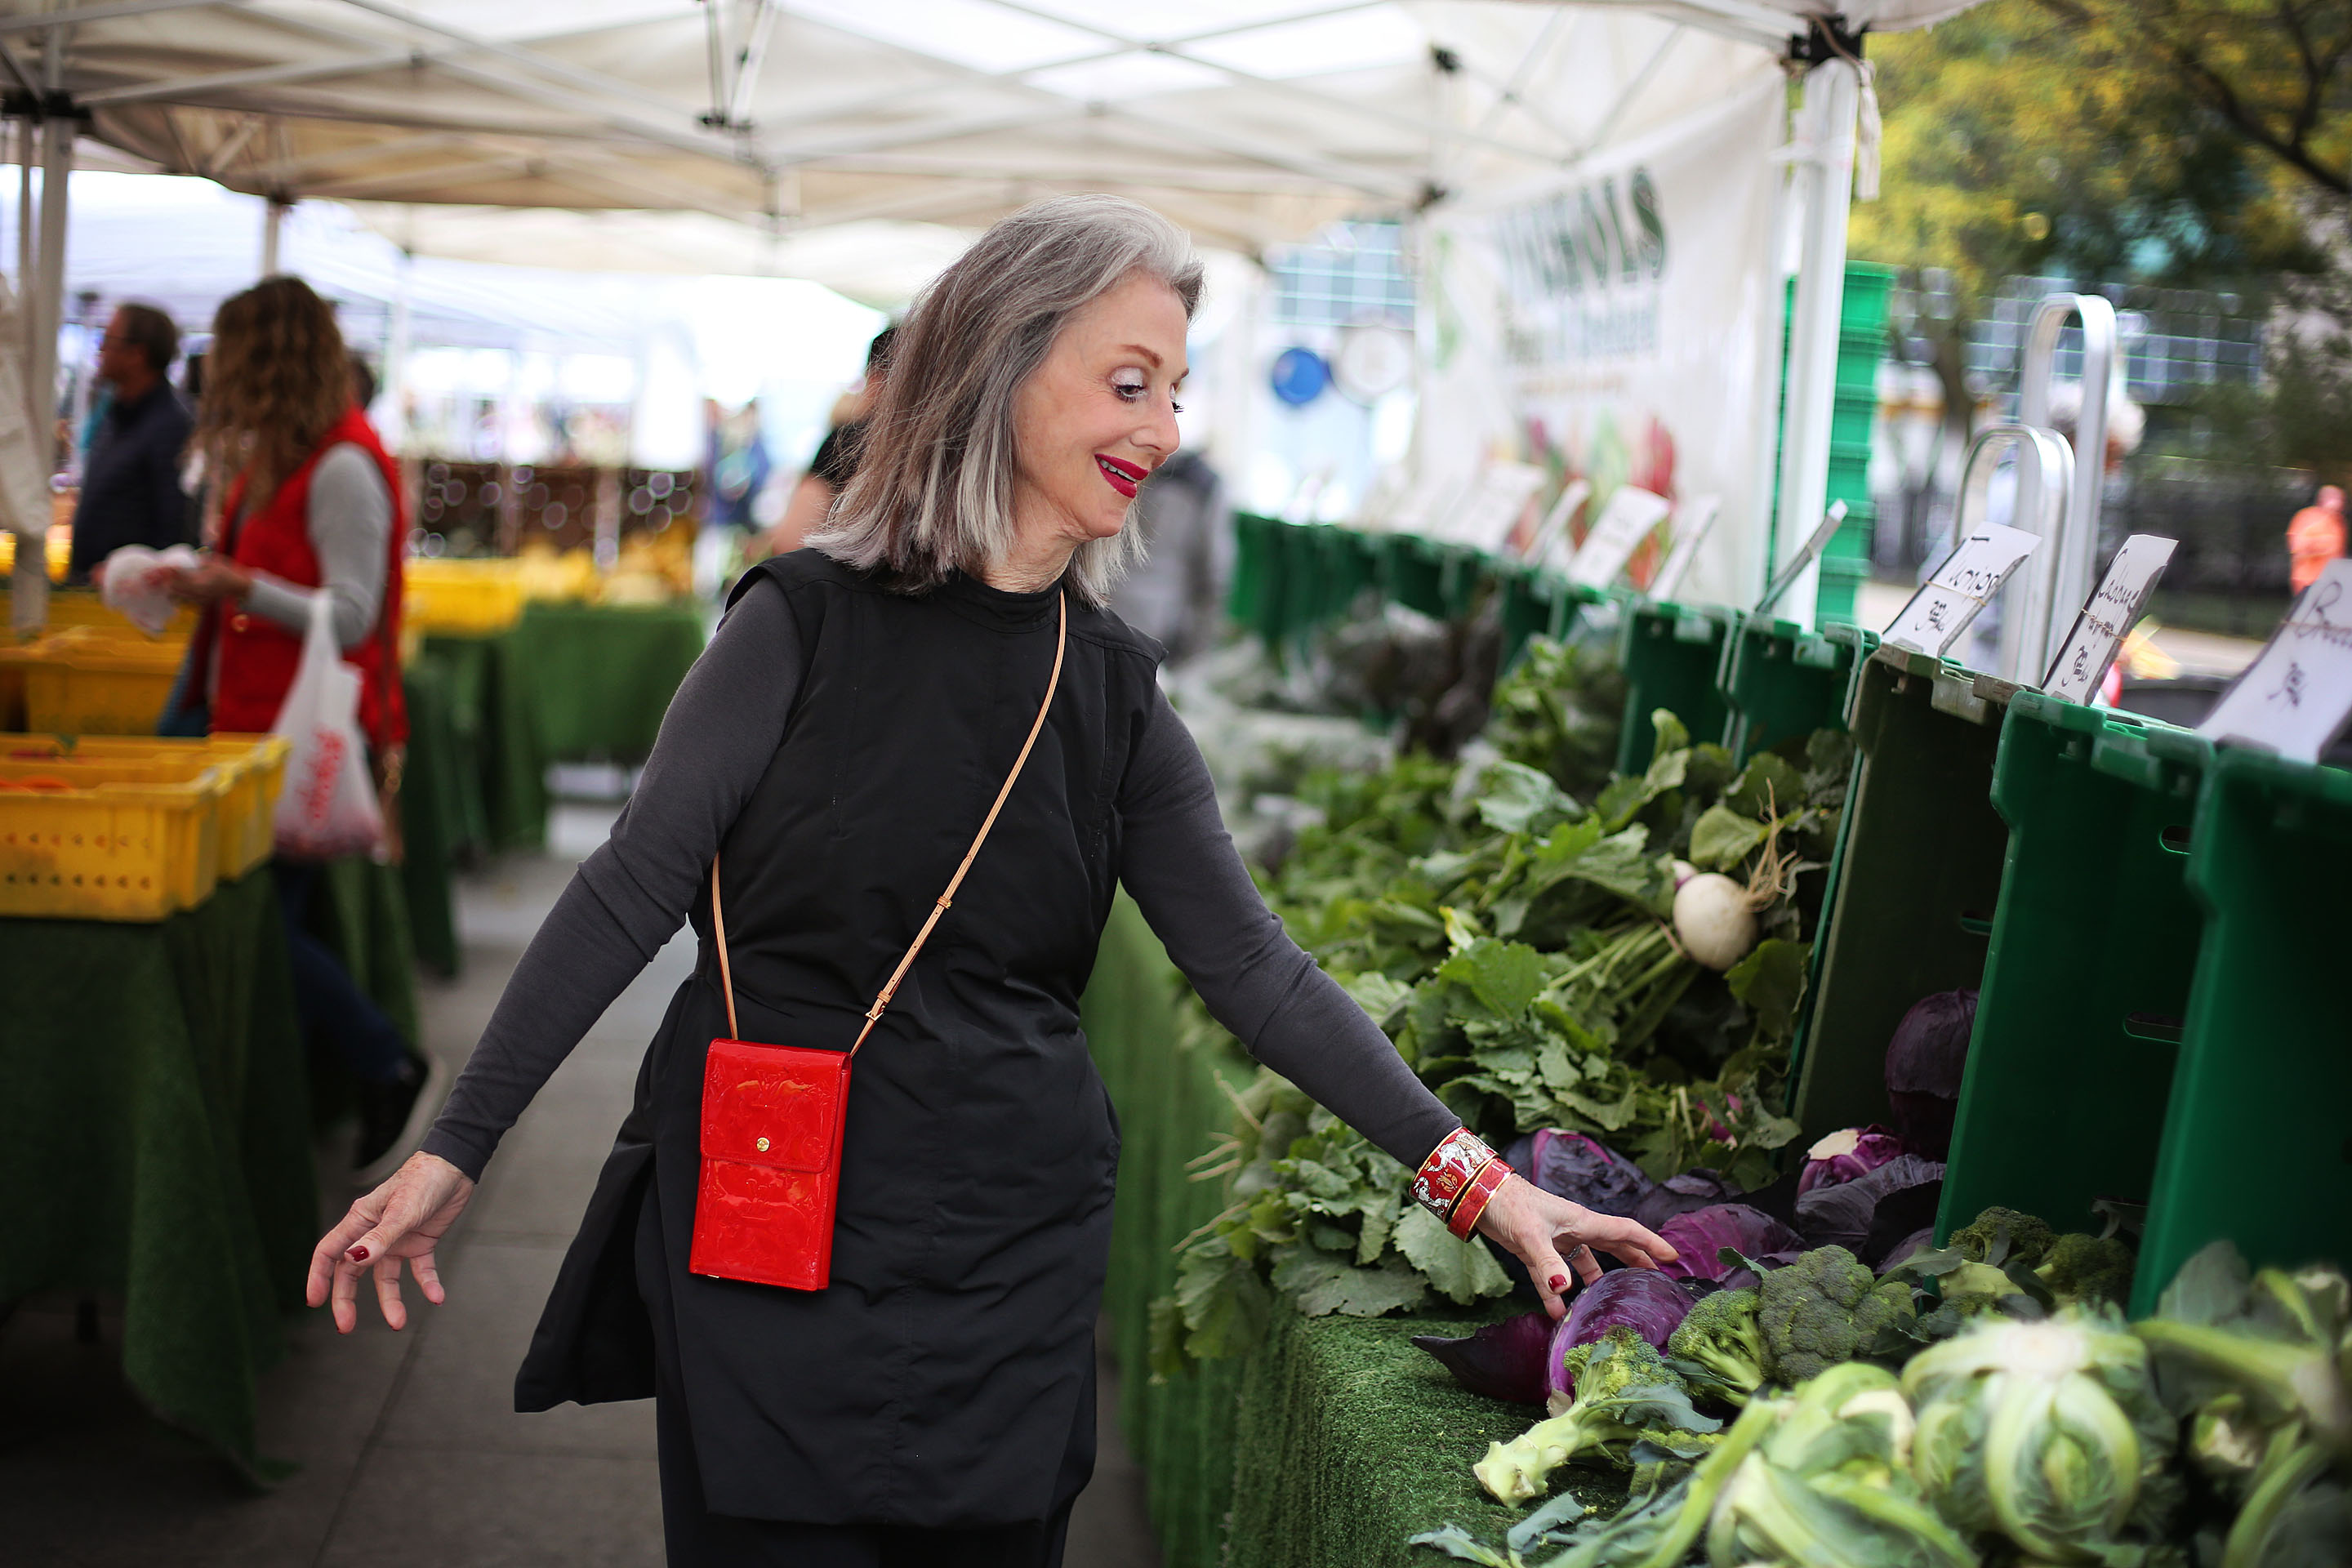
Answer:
[
  {"left": 1116, "top": 687, "right": 1460, "bottom": 1169},
  {"left": 243, "top": 443, "right": 391, "bottom": 646}
]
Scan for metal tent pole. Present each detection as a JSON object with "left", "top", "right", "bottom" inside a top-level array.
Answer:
[
  {"left": 261, "top": 194, "right": 289, "bottom": 275},
  {"left": 1766, "top": 58, "right": 1859, "bottom": 629},
  {"left": 32, "top": 27, "right": 71, "bottom": 492}
]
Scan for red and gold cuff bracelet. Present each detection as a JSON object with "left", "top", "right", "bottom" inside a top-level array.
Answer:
[{"left": 1411, "top": 1127, "right": 1515, "bottom": 1239}]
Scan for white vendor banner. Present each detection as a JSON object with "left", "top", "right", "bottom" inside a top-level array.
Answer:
[{"left": 1416, "top": 78, "right": 1786, "bottom": 608}]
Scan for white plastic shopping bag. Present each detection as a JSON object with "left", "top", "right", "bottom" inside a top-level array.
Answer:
[
  {"left": 271, "top": 590, "right": 385, "bottom": 861},
  {"left": 98, "top": 543, "right": 200, "bottom": 635}
]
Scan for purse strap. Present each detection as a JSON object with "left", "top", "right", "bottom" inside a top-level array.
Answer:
[{"left": 710, "top": 588, "right": 1070, "bottom": 1056}]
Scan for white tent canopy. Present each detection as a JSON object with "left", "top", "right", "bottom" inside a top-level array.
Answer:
[{"left": 2, "top": 0, "right": 1974, "bottom": 271}]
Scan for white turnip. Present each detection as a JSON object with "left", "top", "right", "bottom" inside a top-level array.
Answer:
[{"left": 1673, "top": 871, "right": 1757, "bottom": 971}]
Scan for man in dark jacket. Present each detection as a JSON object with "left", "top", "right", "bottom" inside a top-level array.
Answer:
[{"left": 68, "top": 301, "right": 194, "bottom": 582}]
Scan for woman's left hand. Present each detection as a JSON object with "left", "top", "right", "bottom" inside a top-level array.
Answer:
[
  {"left": 163, "top": 555, "right": 252, "bottom": 605},
  {"left": 1474, "top": 1173, "right": 1678, "bottom": 1321}
]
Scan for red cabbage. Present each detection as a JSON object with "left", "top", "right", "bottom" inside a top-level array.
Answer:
[
  {"left": 1633, "top": 1169, "right": 1741, "bottom": 1233},
  {"left": 1544, "top": 1268, "right": 1693, "bottom": 1405},
  {"left": 1412, "top": 1312, "right": 1552, "bottom": 1404},
  {"left": 1796, "top": 1125, "right": 1909, "bottom": 1193},
  {"left": 1654, "top": 1204, "right": 1803, "bottom": 1285},
  {"left": 1503, "top": 1129, "right": 1655, "bottom": 1218},
  {"left": 1885, "top": 989, "right": 1976, "bottom": 1160},
  {"left": 1717, "top": 1250, "right": 1807, "bottom": 1293},
  {"left": 1877, "top": 1227, "right": 1936, "bottom": 1275},
  {"left": 1793, "top": 1153, "right": 1946, "bottom": 1258}
]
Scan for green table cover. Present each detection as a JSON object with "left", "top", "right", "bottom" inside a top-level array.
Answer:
[
  {"left": 509, "top": 600, "right": 706, "bottom": 763},
  {"left": 1082, "top": 898, "right": 1573, "bottom": 1568},
  {"left": 0, "top": 871, "right": 315, "bottom": 1483},
  {"left": 399, "top": 659, "right": 461, "bottom": 977},
  {"left": 413, "top": 630, "right": 548, "bottom": 856}
]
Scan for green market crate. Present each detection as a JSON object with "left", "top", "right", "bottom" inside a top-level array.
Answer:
[
  {"left": 1379, "top": 533, "right": 1486, "bottom": 624},
  {"left": 1939, "top": 696, "right": 2212, "bottom": 1251},
  {"left": 1720, "top": 614, "right": 1864, "bottom": 763},
  {"left": 1791, "top": 645, "right": 2027, "bottom": 1140},
  {"left": 1496, "top": 566, "right": 1608, "bottom": 671},
  {"left": 2132, "top": 748, "right": 2352, "bottom": 1315},
  {"left": 1227, "top": 512, "right": 1281, "bottom": 639},
  {"left": 1615, "top": 598, "right": 1735, "bottom": 773},
  {"left": 1830, "top": 392, "right": 1876, "bottom": 450}
]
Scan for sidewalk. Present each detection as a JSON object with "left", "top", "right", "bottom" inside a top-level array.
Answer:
[{"left": 0, "top": 804, "right": 1158, "bottom": 1567}]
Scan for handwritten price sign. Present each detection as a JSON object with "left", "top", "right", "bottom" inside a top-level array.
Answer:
[
  {"left": 2042, "top": 534, "right": 2178, "bottom": 703},
  {"left": 1881, "top": 523, "right": 2042, "bottom": 658},
  {"left": 2198, "top": 559, "right": 2352, "bottom": 763}
]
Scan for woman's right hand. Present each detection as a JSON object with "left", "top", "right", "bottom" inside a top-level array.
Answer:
[{"left": 306, "top": 1151, "right": 476, "bottom": 1333}]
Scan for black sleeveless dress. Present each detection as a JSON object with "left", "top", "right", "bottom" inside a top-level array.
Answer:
[{"left": 517, "top": 555, "right": 1157, "bottom": 1528}]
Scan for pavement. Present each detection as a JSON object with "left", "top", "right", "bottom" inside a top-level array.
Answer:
[{"left": 0, "top": 803, "right": 1160, "bottom": 1568}]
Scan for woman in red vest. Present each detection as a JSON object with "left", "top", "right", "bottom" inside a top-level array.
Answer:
[{"left": 165, "top": 275, "right": 434, "bottom": 1178}]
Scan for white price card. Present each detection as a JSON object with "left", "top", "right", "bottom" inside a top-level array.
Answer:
[
  {"left": 1529, "top": 479, "right": 1592, "bottom": 568},
  {"left": 1444, "top": 461, "right": 1547, "bottom": 553},
  {"left": 1881, "top": 523, "right": 2042, "bottom": 657},
  {"left": 2042, "top": 534, "right": 2178, "bottom": 703},
  {"left": 1566, "top": 485, "right": 1672, "bottom": 590},
  {"left": 2197, "top": 559, "right": 2352, "bottom": 764},
  {"left": 1649, "top": 495, "right": 1721, "bottom": 600}
]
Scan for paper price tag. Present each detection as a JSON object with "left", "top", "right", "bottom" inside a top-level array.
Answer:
[
  {"left": 1649, "top": 495, "right": 1720, "bottom": 600},
  {"left": 2197, "top": 560, "right": 2352, "bottom": 764},
  {"left": 1566, "top": 485, "right": 1672, "bottom": 590},
  {"left": 1444, "top": 461, "right": 1546, "bottom": 553},
  {"left": 1882, "top": 523, "right": 2041, "bottom": 657},
  {"left": 2042, "top": 534, "right": 2178, "bottom": 703}
]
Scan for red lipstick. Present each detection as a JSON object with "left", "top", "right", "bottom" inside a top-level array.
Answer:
[{"left": 1095, "top": 454, "right": 1146, "bottom": 500}]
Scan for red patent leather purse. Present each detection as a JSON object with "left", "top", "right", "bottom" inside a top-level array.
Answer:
[{"left": 688, "top": 593, "right": 1068, "bottom": 1290}]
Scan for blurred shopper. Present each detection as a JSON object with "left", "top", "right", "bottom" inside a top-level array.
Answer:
[
  {"left": 163, "top": 276, "right": 431, "bottom": 1176},
  {"left": 706, "top": 399, "right": 772, "bottom": 532},
  {"left": 311, "top": 197, "right": 1672, "bottom": 1567},
  {"left": 2288, "top": 484, "right": 2345, "bottom": 595},
  {"left": 1110, "top": 446, "right": 1229, "bottom": 662},
  {"left": 67, "top": 301, "right": 195, "bottom": 583},
  {"left": 759, "top": 323, "right": 896, "bottom": 556}
]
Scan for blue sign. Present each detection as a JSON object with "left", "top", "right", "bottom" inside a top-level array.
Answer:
[{"left": 1269, "top": 346, "right": 1330, "bottom": 407}]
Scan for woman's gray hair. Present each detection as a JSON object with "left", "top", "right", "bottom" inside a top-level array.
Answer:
[{"left": 811, "top": 194, "right": 1202, "bottom": 606}]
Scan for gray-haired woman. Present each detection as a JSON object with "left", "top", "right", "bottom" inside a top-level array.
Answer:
[{"left": 306, "top": 195, "right": 1674, "bottom": 1566}]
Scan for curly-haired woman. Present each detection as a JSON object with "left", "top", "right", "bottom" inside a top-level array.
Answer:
[
  {"left": 164, "top": 274, "right": 430, "bottom": 1174},
  {"left": 307, "top": 198, "right": 1675, "bottom": 1566}
]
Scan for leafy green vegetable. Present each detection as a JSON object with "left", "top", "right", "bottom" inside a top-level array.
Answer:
[
  {"left": 1152, "top": 648, "right": 1850, "bottom": 1359},
  {"left": 1472, "top": 1329, "right": 1725, "bottom": 1503},
  {"left": 1756, "top": 1245, "right": 1918, "bottom": 1385},
  {"left": 1904, "top": 1307, "right": 2179, "bottom": 1564},
  {"left": 1667, "top": 1286, "right": 1769, "bottom": 1407},
  {"left": 2132, "top": 1241, "right": 2352, "bottom": 1568}
]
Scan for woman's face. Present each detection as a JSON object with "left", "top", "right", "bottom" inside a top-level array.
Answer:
[{"left": 1010, "top": 271, "right": 1187, "bottom": 554}]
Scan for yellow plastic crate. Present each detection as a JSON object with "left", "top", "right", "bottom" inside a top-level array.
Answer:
[
  {"left": 0, "top": 626, "right": 186, "bottom": 735},
  {"left": 2, "top": 733, "right": 290, "bottom": 878},
  {"left": 0, "top": 764, "right": 226, "bottom": 920},
  {"left": 404, "top": 558, "right": 526, "bottom": 636},
  {"left": 0, "top": 586, "right": 199, "bottom": 640}
]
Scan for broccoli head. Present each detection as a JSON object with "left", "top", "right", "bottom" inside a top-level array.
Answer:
[
  {"left": 1949, "top": 1205, "right": 2056, "bottom": 1270},
  {"left": 1472, "top": 1327, "right": 1725, "bottom": 1503},
  {"left": 1667, "top": 1286, "right": 1767, "bottom": 1405},
  {"left": 2035, "top": 1232, "right": 2137, "bottom": 1308},
  {"left": 1756, "top": 1245, "right": 1918, "bottom": 1385}
]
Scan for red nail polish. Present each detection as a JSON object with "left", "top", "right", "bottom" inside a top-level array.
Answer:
[
  {"left": 1548, "top": 1274, "right": 1568, "bottom": 1291},
  {"left": 348, "top": 1245, "right": 369, "bottom": 1263}
]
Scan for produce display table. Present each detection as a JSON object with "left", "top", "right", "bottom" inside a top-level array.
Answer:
[
  {"left": 410, "top": 630, "right": 548, "bottom": 858},
  {"left": 1083, "top": 898, "right": 1589, "bottom": 1568},
  {"left": 0, "top": 870, "right": 314, "bottom": 1484},
  {"left": 399, "top": 658, "right": 462, "bottom": 977},
  {"left": 507, "top": 600, "right": 706, "bottom": 762}
]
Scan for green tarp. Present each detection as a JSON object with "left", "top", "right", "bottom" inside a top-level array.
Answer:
[
  {"left": 0, "top": 871, "right": 314, "bottom": 1483},
  {"left": 510, "top": 601, "right": 706, "bottom": 763}
]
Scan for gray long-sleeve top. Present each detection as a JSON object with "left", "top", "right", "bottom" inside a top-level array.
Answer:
[
  {"left": 241, "top": 444, "right": 390, "bottom": 649},
  {"left": 421, "top": 577, "right": 1462, "bottom": 1184}
]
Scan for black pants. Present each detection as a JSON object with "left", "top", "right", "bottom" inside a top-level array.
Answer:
[{"left": 637, "top": 1186, "right": 1077, "bottom": 1568}]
